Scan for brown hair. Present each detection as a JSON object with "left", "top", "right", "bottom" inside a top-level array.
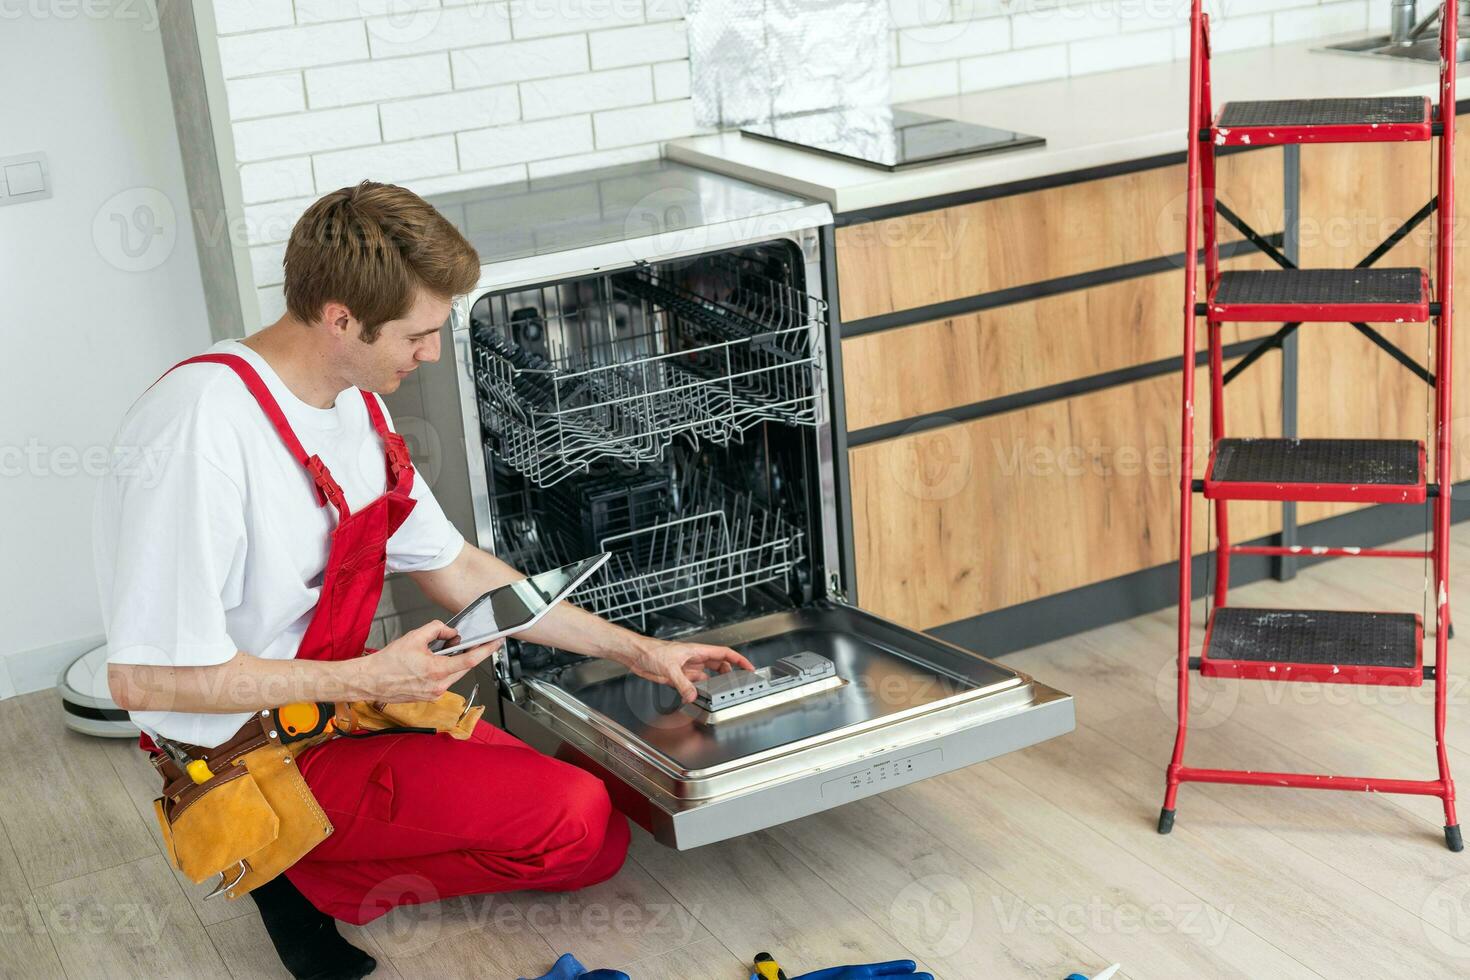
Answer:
[{"left": 283, "top": 181, "right": 480, "bottom": 342}]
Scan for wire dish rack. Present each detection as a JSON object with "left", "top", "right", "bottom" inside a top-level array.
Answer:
[
  {"left": 473, "top": 263, "right": 824, "bottom": 487},
  {"left": 496, "top": 467, "right": 805, "bottom": 633}
]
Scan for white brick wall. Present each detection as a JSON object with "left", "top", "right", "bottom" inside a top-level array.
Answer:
[
  {"left": 212, "top": 0, "right": 1359, "bottom": 312},
  {"left": 886, "top": 0, "right": 1372, "bottom": 103}
]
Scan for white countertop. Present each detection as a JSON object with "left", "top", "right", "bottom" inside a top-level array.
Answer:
[{"left": 666, "top": 36, "right": 1460, "bottom": 214}]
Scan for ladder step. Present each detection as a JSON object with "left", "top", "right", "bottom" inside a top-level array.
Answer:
[
  {"left": 1207, "top": 268, "right": 1430, "bottom": 322},
  {"left": 1202, "top": 608, "right": 1423, "bottom": 685},
  {"left": 1213, "top": 96, "right": 1433, "bottom": 146},
  {"left": 1204, "top": 438, "right": 1426, "bottom": 503}
]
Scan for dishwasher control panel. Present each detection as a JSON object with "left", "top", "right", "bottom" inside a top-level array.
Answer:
[{"left": 821, "top": 748, "right": 945, "bottom": 801}]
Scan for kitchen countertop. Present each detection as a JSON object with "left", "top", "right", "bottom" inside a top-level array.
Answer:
[
  {"left": 666, "top": 35, "right": 1462, "bottom": 214},
  {"left": 422, "top": 157, "right": 831, "bottom": 288},
  {"left": 424, "top": 157, "right": 821, "bottom": 268}
]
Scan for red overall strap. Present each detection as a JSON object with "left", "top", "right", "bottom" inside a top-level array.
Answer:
[
  {"left": 160, "top": 354, "right": 350, "bottom": 519},
  {"left": 358, "top": 390, "right": 415, "bottom": 495}
]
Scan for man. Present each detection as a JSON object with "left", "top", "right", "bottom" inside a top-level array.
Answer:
[{"left": 94, "top": 181, "right": 753, "bottom": 980}]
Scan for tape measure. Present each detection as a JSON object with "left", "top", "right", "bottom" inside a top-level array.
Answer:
[{"left": 272, "top": 702, "right": 336, "bottom": 744}]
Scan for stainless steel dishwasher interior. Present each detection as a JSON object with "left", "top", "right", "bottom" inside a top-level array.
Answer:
[{"left": 468, "top": 240, "right": 827, "bottom": 645}]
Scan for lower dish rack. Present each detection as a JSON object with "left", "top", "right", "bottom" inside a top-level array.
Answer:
[
  {"left": 494, "top": 465, "right": 806, "bottom": 634},
  {"left": 472, "top": 262, "right": 823, "bottom": 487}
]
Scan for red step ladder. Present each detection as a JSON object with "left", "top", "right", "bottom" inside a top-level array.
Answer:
[{"left": 1161, "top": 1, "right": 1461, "bottom": 850}]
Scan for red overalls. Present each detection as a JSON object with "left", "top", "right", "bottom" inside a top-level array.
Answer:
[{"left": 146, "top": 353, "right": 629, "bottom": 924}]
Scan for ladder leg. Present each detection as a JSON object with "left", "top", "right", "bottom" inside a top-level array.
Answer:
[
  {"left": 1163, "top": 5, "right": 1211, "bottom": 835},
  {"left": 1435, "top": 0, "right": 1459, "bottom": 852}
]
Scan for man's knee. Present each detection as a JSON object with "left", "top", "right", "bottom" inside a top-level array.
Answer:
[{"left": 548, "top": 765, "right": 614, "bottom": 846}]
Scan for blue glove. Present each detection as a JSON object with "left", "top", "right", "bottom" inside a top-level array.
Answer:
[
  {"left": 750, "top": 961, "right": 934, "bottom": 980},
  {"left": 520, "top": 953, "right": 630, "bottom": 980},
  {"left": 521, "top": 953, "right": 585, "bottom": 980}
]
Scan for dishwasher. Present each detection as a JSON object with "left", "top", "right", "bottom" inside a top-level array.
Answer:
[{"left": 425, "top": 160, "right": 1074, "bottom": 849}]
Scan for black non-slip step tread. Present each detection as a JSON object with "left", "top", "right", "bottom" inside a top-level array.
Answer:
[
  {"left": 1211, "top": 438, "right": 1421, "bottom": 486},
  {"left": 1207, "top": 607, "right": 1418, "bottom": 668},
  {"left": 1218, "top": 97, "right": 1429, "bottom": 128},
  {"left": 1213, "top": 268, "right": 1425, "bottom": 306}
]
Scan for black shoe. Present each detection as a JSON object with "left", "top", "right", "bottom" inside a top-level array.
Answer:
[{"left": 248, "top": 874, "right": 377, "bottom": 980}]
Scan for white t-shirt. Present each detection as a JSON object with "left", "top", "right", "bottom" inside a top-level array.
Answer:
[{"left": 93, "top": 340, "right": 466, "bottom": 748}]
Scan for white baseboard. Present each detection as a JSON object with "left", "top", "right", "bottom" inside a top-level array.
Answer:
[{"left": 1, "top": 634, "right": 103, "bottom": 700}]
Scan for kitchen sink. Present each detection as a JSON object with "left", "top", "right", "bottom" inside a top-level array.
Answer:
[
  {"left": 1320, "top": 1, "right": 1470, "bottom": 62},
  {"left": 1321, "top": 32, "right": 1470, "bottom": 62}
]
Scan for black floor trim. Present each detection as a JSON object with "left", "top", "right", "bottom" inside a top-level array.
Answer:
[{"left": 927, "top": 482, "right": 1468, "bottom": 658}]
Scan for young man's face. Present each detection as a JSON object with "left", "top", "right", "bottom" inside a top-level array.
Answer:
[{"left": 341, "top": 287, "right": 450, "bottom": 394}]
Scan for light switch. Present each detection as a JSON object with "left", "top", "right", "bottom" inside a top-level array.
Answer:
[
  {"left": 0, "top": 152, "right": 50, "bottom": 206},
  {"left": 5, "top": 161, "right": 44, "bottom": 196}
]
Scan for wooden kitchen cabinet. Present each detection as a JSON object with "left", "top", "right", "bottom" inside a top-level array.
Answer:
[
  {"left": 838, "top": 116, "right": 1470, "bottom": 633},
  {"left": 836, "top": 147, "right": 1290, "bottom": 630}
]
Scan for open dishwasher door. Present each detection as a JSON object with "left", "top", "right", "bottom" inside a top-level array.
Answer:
[{"left": 498, "top": 602, "right": 1073, "bottom": 849}]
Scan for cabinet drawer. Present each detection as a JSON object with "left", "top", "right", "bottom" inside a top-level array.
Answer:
[
  {"left": 849, "top": 357, "right": 1283, "bottom": 630},
  {"left": 842, "top": 253, "right": 1281, "bottom": 432},
  {"left": 834, "top": 147, "right": 1284, "bottom": 323}
]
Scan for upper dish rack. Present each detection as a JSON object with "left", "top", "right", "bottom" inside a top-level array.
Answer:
[{"left": 472, "top": 262, "right": 824, "bottom": 487}]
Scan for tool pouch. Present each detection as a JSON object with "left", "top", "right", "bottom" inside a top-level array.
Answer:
[
  {"left": 152, "top": 719, "right": 333, "bottom": 899},
  {"left": 338, "top": 690, "right": 482, "bottom": 739}
]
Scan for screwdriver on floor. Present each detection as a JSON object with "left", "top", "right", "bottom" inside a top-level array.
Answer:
[
  {"left": 1065, "top": 965, "right": 1121, "bottom": 980},
  {"left": 754, "top": 953, "right": 788, "bottom": 980}
]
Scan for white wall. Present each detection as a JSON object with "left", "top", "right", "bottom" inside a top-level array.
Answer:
[
  {"left": 888, "top": 0, "right": 1387, "bottom": 103},
  {"left": 0, "top": 3, "right": 212, "bottom": 695}
]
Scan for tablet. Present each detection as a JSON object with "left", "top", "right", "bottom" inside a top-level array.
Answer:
[{"left": 429, "top": 553, "right": 611, "bottom": 655}]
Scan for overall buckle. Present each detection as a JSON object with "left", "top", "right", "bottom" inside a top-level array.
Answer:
[
  {"left": 384, "top": 433, "right": 412, "bottom": 480},
  {"left": 304, "top": 455, "right": 347, "bottom": 512}
]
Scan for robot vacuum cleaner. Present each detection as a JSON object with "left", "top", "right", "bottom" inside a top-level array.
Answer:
[{"left": 57, "top": 644, "right": 136, "bottom": 738}]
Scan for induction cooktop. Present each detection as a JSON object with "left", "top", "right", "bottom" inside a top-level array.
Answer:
[{"left": 741, "top": 106, "right": 1045, "bottom": 171}]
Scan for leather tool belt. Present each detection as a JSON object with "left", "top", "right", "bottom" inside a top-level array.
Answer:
[{"left": 151, "top": 690, "right": 484, "bottom": 900}]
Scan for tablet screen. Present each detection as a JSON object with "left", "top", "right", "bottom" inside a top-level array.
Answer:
[{"left": 430, "top": 555, "right": 607, "bottom": 653}]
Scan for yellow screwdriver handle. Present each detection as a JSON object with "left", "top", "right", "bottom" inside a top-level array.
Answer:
[{"left": 185, "top": 759, "right": 214, "bottom": 785}]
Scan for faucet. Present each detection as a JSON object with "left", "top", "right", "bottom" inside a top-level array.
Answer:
[
  {"left": 1391, "top": 0, "right": 1417, "bottom": 43},
  {"left": 1391, "top": 0, "right": 1469, "bottom": 45}
]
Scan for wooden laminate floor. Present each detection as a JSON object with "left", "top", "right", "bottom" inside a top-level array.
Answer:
[{"left": 7, "top": 527, "right": 1470, "bottom": 978}]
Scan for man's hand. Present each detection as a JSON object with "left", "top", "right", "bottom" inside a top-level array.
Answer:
[
  {"left": 620, "top": 638, "right": 756, "bottom": 703},
  {"left": 350, "top": 620, "right": 501, "bottom": 703}
]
